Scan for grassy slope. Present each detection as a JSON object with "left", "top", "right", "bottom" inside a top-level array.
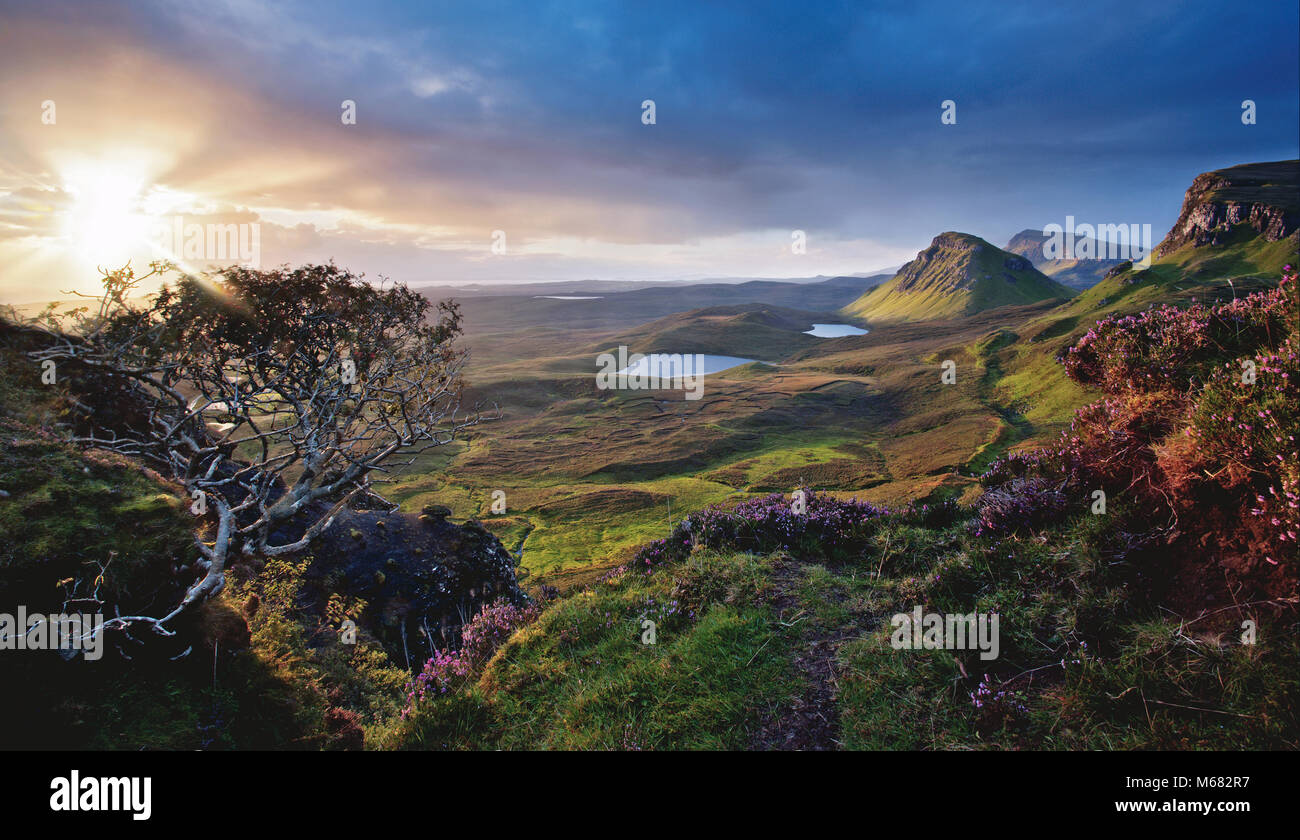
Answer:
[
  {"left": 382, "top": 550, "right": 797, "bottom": 749},
  {"left": 996, "top": 222, "right": 1298, "bottom": 425},
  {"left": 843, "top": 233, "right": 1074, "bottom": 323},
  {"left": 388, "top": 507, "right": 1298, "bottom": 750}
]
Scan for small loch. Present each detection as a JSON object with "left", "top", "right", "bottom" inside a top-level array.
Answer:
[{"left": 803, "top": 323, "right": 869, "bottom": 338}]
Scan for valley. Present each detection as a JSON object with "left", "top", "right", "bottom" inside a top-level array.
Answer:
[
  {"left": 2, "top": 0, "right": 1298, "bottom": 768},
  {"left": 378, "top": 161, "right": 1299, "bottom": 594},
  {"left": 2, "top": 158, "right": 1295, "bottom": 753},
  {"left": 379, "top": 288, "right": 1073, "bottom": 582}
]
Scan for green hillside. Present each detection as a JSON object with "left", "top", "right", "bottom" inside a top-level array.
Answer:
[
  {"left": 843, "top": 232, "right": 1074, "bottom": 323},
  {"left": 993, "top": 159, "right": 1299, "bottom": 426}
]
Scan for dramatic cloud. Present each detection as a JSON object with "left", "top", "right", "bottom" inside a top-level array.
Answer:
[{"left": 1, "top": 0, "right": 1296, "bottom": 301}]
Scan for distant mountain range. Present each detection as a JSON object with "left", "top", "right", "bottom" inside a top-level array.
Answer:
[
  {"left": 1003, "top": 229, "right": 1125, "bottom": 291},
  {"left": 415, "top": 272, "right": 897, "bottom": 299},
  {"left": 841, "top": 232, "right": 1073, "bottom": 323},
  {"left": 438, "top": 160, "right": 1298, "bottom": 337},
  {"left": 451, "top": 273, "right": 890, "bottom": 334}
]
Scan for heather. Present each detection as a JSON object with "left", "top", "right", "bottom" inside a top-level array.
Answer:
[
  {"left": 632, "top": 491, "right": 897, "bottom": 570},
  {"left": 382, "top": 271, "right": 1300, "bottom": 750},
  {"left": 404, "top": 599, "right": 540, "bottom": 711},
  {"left": 985, "top": 268, "right": 1299, "bottom": 602},
  {"left": 974, "top": 478, "right": 1069, "bottom": 536}
]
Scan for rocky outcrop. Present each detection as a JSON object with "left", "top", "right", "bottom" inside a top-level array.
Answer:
[
  {"left": 891, "top": 232, "right": 987, "bottom": 294},
  {"left": 1154, "top": 160, "right": 1299, "bottom": 258},
  {"left": 1104, "top": 260, "right": 1133, "bottom": 279},
  {"left": 302, "top": 503, "right": 527, "bottom": 667}
]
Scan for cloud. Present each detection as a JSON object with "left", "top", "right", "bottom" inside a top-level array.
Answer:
[{"left": 0, "top": 0, "right": 1295, "bottom": 302}]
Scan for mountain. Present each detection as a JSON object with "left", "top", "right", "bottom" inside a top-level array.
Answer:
[
  {"left": 1154, "top": 159, "right": 1298, "bottom": 257},
  {"left": 841, "top": 232, "right": 1073, "bottom": 323},
  {"left": 986, "top": 159, "right": 1300, "bottom": 429},
  {"left": 1004, "top": 229, "right": 1124, "bottom": 291}
]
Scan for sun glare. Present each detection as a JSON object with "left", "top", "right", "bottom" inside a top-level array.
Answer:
[{"left": 59, "top": 168, "right": 154, "bottom": 269}]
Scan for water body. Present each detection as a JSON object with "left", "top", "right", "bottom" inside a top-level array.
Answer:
[
  {"left": 535, "top": 295, "right": 604, "bottom": 300},
  {"left": 803, "top": 323, "right": 869, "bottom": 337},
  {"left": 616, "top": 353, "right": 758, "bottom": 377}
]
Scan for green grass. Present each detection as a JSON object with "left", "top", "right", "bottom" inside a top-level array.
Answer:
[
  {"left": 382, "top": 498, "right": 1299, "bottom": 750},
  {"left": 381, "top": 550, "right": 798, "bottom": 750}
]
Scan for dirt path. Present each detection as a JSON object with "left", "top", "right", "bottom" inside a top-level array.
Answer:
[{"left": 749, "top": 557, "right": 868, "bottom": 750}]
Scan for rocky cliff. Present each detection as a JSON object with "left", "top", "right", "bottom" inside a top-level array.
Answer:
[{"left": 1154, "top": 160, "right": 1299, "bottom": 258}]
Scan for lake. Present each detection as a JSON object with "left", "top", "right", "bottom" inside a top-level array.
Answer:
[
  {"left": 803, "top": 323, "right": 869, "bottom": 337},
  {"left": 617, "top": 353, "right": 758, "bottom": 377},
  {"left": 535, "top": 295, "right": 604, "bottom": 300}
]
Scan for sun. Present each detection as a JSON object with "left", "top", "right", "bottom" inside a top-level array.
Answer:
[{"left": 59, "top": 168, "right": 155, "bottom": 269}]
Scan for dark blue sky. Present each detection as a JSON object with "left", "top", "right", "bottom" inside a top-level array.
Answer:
[{"left": 1, "top": 0, "right": 1297, "bottom": 294}]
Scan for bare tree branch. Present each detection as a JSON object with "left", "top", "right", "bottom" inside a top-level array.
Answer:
[{"left": 28, "top": 261, "right": 486, "bottom": 646}]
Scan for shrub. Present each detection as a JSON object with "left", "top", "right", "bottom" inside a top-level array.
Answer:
[
  {"left": 404, "top": 598, "right": 539, "bottom": 714},
  {"left": 632, "top": 490, "right": 890, "bottom": 571},
  {"left": 982, "top": 268, "right": 1299, "bottom": 599},
  {"left": 1180, "top": 332, "right": 1299, "bottom": 568},
  {"left": 975, "top": 478, "right": 1069, "bottom": 536}
]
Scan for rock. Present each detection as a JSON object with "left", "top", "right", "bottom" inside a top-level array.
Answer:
[
  {"left": 419, "top": 504, "right": 453, "bottom": 524},
  {"left": 300, "top": 507, "right": 528, "bottom": 664},
  {"left": 1104, "top": 260, "right": 1133, "bottom": 279}
]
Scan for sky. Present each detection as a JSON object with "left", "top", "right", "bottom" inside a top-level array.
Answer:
[{"left": 0, "top": 0, "right": 1297, "bottom": 302}]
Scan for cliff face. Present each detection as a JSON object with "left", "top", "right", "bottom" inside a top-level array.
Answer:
[{"left": 1154, "top": 160, "right": 1299, "bottom": 258}]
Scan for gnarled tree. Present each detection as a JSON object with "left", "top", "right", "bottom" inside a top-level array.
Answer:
[{"left": 27, "top": 261, "right": 485, "bottom": 643}]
